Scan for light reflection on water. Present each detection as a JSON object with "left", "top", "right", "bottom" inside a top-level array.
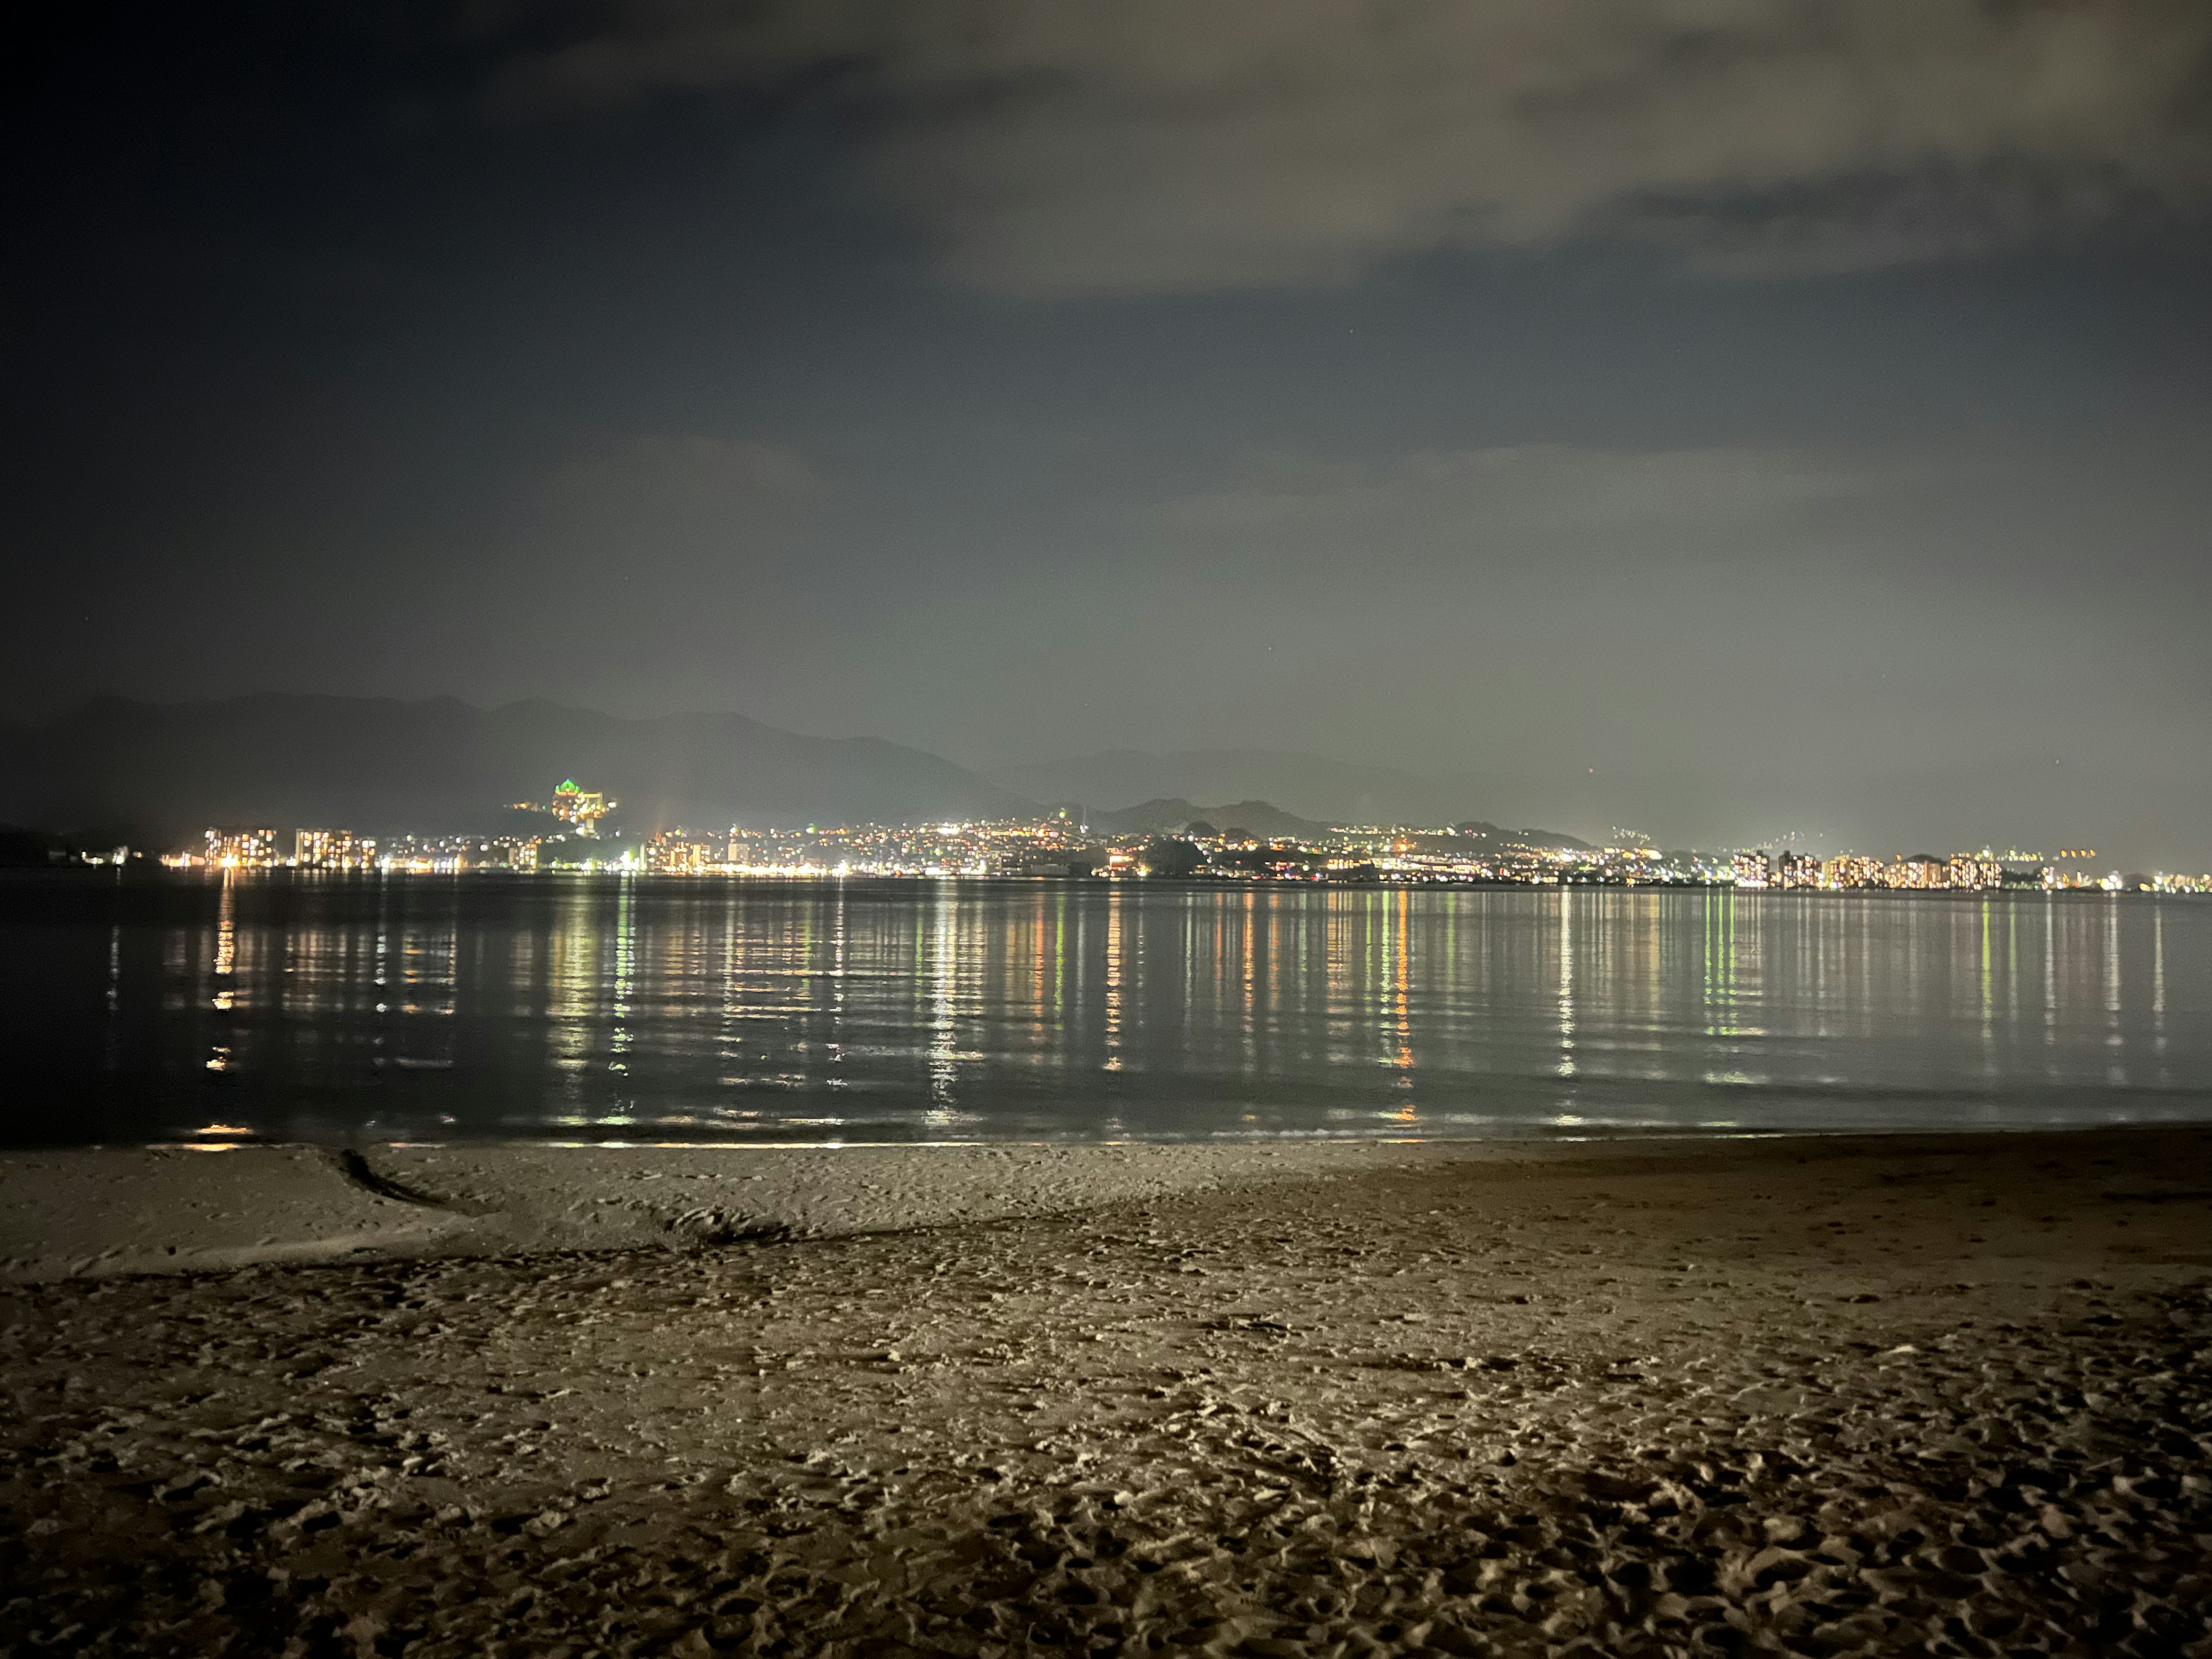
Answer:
[{"left": 3, "top": 870, "right": 2209, "bottom": 1145}]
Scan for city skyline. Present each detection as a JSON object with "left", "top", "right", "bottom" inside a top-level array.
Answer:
[{"left": 152, "top": 775, "right": 2210, "bottom": 893}]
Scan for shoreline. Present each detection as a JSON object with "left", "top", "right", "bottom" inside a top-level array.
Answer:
[
  {"left": 5, "top": 1122, "right": 2209, "bottom": 1654},
  {"left": 4, "top": 1120, "right": 2208, "bottom": 1283}
]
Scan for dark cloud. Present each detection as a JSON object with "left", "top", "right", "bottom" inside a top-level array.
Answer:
[{"left": 493, "top": 0, "right": 2212, "bottom": 292}]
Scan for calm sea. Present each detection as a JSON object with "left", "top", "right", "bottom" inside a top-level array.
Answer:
[{"left": 3, "top": 870, "right": 2206, "bottom": 1146}]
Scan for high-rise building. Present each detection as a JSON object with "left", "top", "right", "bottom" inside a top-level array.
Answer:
[
  {"left": 1776, "top": 850, "right": 1819, "bottom": 889},
  {"left": 646, "top": 829, "right": 716, "bottom": 873},
  {"left": 1821, "top": 854, "right": 1883, "bottom": 889},
  {"left": 204, "top": 827, "right": 278, "bottom": 868},
  {"left": 296, "top": 828, "right": 374, "bottom": 870},
  {"left": 1732, "top": 850, "right": 1771, "bottom": 888},
  {"left": 1948, "top": 854, "right": 2003, "bottom": 891}
]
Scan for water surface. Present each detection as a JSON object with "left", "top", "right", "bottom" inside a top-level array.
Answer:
[{"left": 3, "top": 870, "right": 2207, "bottom": 1145}]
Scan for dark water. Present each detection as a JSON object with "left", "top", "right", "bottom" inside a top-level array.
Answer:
[{"left": 3, "top": 870, "right": 2208, "bottom": 1146}]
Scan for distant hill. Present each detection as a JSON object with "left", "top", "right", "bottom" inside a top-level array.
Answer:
[
  {"left": 1015, "top": 746, "right": 1594, "bottom": 848},
  {"left": 1453, "top": 820, "right": 1597, "bottom": 853},
  {"left": 1085, "top": 797, "right": 1336, "bottom": 841},
  {"left": 0, "top": 695, "right": 1037, "bottom": 843},
  {"left": 991, "top": 745, "right": 1563, "bottom": 832},
  {"left": 991, "top": 747, "right": 1454, "bottom": 825}
]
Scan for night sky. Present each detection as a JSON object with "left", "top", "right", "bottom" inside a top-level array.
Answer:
[{"left": 8, "top": 2, "right": 2211, "bottom": 861}]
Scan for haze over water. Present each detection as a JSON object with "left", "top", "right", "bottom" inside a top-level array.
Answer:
[{"left": 4, "top": 872, "right": 2207, "bottom": 1147}]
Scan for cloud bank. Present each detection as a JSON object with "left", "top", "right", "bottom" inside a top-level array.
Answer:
[{"left": 492, "top": 0, "right": 2212, "bottom": 293}]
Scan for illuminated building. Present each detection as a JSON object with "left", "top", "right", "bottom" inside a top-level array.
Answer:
[
  {"left": 514, "top": 779, "right": 617, "bottom": 836},
  {"left": 1887, "top": 855, "right": 1945, "bottom": 890},
  {"left": 1948, "top": 854, "right": 2003, "bottom": 891},
  {"left": 1732, "top": 851, "right": 1771, "bottom": 889},
  {"left": 203, "top": 827, "right": 278, "bottom": 869},
  {"left": 296, "top": 828, "right": 376, "bottom": 870},
  {"left": 1822, "top": 855, "right": 1883, "bottom": 889},
  {"left": 372, "top": 835, "right": 539, "bottom": 873},
  {"left": 1775, "top": 851, "right": 1819, "bottom": 889},
  {"left": 646, "top": 829, "right": 717, "bottom": 873},
  {"left": 552, "top": 779, "right": 613, "bottom": 835}
]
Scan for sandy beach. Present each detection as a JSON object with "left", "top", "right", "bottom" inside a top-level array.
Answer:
[{"left": 5, "top": 1127, "right": 2211, "bottom": 1657}]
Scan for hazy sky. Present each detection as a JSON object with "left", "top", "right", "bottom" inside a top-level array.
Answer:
[{"left": 7, "top": 2, "right": 2211, "bottom": 859}]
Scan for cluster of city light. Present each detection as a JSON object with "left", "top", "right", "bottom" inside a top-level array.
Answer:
[
  {"left": 511, "top": 779, "right": 616, "bottom": 836},
  {"left": 1732, "top": 849, "right": 2008, "bottom": 891},
  {"left": 164, "top": 827, "right": 541, "bottom": 874},
  {"left": 1368, "top": 843, "right": 1682, "bottom": 885},
  {"left": 173, "top": 827, "right": 280, "bottom": 870},
  {"left": 2143, "top": 872, "right": 2212, "bottom": 894},
  {"left": 1723, "top": 847, "right": 2204, "bottom": 893},
  {"left": 647, "top": 815, "right": 1092, "bottom": 877},
  {"left": 141, "top": 780, "right": 2211, "bottom": 894}
]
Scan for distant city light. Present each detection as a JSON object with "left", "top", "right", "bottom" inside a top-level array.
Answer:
[{"left": 138, "top": 784, "right": 2208, "bottom": 893}]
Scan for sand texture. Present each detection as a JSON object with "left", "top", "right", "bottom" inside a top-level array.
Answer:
[
  {"left": 3, "top": 1127, "right": 2211, "bottom": 1657},
  {"left": 0, "top": 1140, "right": 1484, "bottom": 1283}
]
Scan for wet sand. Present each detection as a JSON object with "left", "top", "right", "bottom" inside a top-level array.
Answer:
[{"left": 4, "top": 1127, "right": 2211, "bottom": 1657}]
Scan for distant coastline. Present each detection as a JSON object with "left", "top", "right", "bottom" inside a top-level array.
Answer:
[{"left": 14, "top": 845, "right": 2209, "bottom": 895}]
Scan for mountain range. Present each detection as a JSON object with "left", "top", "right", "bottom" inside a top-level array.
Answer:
[
  {"left": 0, "top": 696, "right": 1031, "bottom": 842},
  {"left": 1005, "top": 752, "right": 1592, "bottom": 848},
  {"left": 988, "top": 747, "right": 1486, "bottom": 828},
  {"left": 0, "top": 696, "right": 1590, "bottom": 849},
  {"left": 1082, "top": 798, "right": 1338, "bottom": 842}
]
